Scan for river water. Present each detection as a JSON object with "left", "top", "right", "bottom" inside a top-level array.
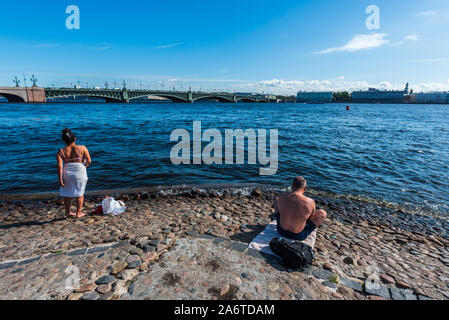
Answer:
[{"left": 0, "top": 102, "right": 448, "bottom": 217}]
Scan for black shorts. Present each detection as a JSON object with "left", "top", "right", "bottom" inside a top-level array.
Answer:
[{"left": 274, "top": 212, "right": 317, "bottom": 241}]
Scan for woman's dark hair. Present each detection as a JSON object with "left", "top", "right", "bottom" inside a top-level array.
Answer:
[{"left": 62, "top": 128, "right": 76, "bottom": 145}]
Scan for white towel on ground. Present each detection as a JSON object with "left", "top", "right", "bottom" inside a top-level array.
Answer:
[
  {"left": 248, "top": 221, "right": 317, "bottom": 257},
  {"left": 102, "top": 197, "right": 127, "bottom": 215}
]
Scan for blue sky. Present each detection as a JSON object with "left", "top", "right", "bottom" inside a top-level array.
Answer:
[{"left": 0, "top": 0, "right": 448, "bottom": 93}]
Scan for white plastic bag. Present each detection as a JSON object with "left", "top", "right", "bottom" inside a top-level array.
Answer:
[{"left": 102, "top": 197, "right": 127, "bottom": 215}]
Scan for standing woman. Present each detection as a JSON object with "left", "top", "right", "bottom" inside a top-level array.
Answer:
[{"left": 57, "top": 129, "right": 91, "bottom": 218}]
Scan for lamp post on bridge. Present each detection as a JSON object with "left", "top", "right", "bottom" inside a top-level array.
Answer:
[
  {"left": 13, "top": 76, "right": 20, "bottom": 87},
  {"left": 23, "top": 74, "right": 28, "bottom": 88},
  {"left": 121, "top": 81, "right": 129, "bottom": 103},
  {"left": 29, "top": 75, "right": 38, "bottom": 102},
  {"left": 105, "top": 81, "right": 109, "bottom": 90},
  {"left": 30, "top": 75, "right": 38, "bottom": 87}
]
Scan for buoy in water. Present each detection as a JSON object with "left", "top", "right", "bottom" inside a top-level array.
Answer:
[{"left": 346, "top": 105, "right": 350, "bottom": 111}]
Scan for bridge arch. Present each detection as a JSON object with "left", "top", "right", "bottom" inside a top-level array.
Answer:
[
  {"left": 46, "top": 94, "right": 123, "bottom": 103},
  {"left": 236, "top": 97, "right": 257, "bottom": 103},
  {"left": 0, "top": 87, "right": 31, "bottom": 103},
  {"left": 129, "top": 94, "right": 188, "bottom": 103},
  {"left": 0, "top": 92, "right": 26, "bottom": 102},
  {"left": 194, "top": 95, "right": 234, "bottom": 103}
]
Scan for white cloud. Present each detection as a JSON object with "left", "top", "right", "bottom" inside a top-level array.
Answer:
[
  {"left": 21, "top": 71, "right": 449, "bottom": 94},
  {"left": 392, "top": 34, "right": 419, "bottom": 46},
  {"left": 404, "top": 34, "right": 418, "bottom": 41},
  {"left": 154, "top": 42, "right": 183, "bottom": 49},
  {"left": 235, "top": 78, "right": 372, "bottom": 94},
  {"left": 379, "top": 81, "right": 394, "bottom": 90},
  {"left": 317, "top": 33, "right": 390, "bottom": 54},
  {"left": 412, "top": 80, "right": 449, "bottom": 92},
  {"left": 409, "top": 57, "right": 449, "bottom": 63},
  {"left": 97, "top": 45, "right": 112, "bottom": 50},
  {"left": 419, "top": 10, "right": 437, "bottom": 17},
  {"left": 233, "top": 78, "right": 449, "bottom": 94}
]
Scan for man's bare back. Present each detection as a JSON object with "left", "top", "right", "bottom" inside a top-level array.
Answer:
[
  {"left": 274, "top": 177, "right": 327, "bottom": 239},
  {"left": 275, "top": 192, "right": 316, "bottom": 234}
]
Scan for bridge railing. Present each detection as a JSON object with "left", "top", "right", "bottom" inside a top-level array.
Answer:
[{"left": 43, "top": 87, "right": 291, "bottom": 101}]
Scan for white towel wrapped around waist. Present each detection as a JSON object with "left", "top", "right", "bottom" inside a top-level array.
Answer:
[{"left": 60, "top": 162, "right": 88, "bottom": 198}]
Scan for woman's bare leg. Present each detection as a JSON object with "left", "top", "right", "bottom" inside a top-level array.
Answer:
[
  {"left": 76, "top": 196, "right": 86, "bottom": 218},
  {"left": 64, "top": 198, "right": 76, "bottom": 217}
]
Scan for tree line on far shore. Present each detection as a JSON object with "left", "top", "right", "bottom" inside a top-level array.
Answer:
[{"left": 333, "top": 92, "right": 351, "bottom": 102}]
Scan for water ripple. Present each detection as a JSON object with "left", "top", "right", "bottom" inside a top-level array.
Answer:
[{"left": 0, "top": 102, "right": 448, "bottom": 216}]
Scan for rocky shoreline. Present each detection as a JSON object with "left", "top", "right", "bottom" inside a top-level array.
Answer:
[{"left": 0, "top": 187, "right": 448, "bottom": 300}]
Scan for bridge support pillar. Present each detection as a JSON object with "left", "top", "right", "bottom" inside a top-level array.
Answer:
[
  {"left": 121, "top": 90, "right": 129, "bottom": 103},
  {"left": 27, "top": 87, "right": 47, "bottom": 103}
]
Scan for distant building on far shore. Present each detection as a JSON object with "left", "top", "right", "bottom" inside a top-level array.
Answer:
[
  {"left": 404, "top": 92, "right": 449, "bottom": 104},
  {"left": 351, "top": 83, "right": 409, "bottom": 104},
  {"left": 296, "top": 91, "right": 333, "bottom": 103}
]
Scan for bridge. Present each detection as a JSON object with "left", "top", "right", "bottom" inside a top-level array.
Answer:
[
  {"left": 0, "top": 86, "right": 289, "bottom": 103},
  {"left": 0, "top": 86, "right": 46, "bottom": 103}
]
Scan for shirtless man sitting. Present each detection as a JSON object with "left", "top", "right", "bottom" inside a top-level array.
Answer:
[{"left": 274, "top": 177, "right": 327, "bottom": 241}]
